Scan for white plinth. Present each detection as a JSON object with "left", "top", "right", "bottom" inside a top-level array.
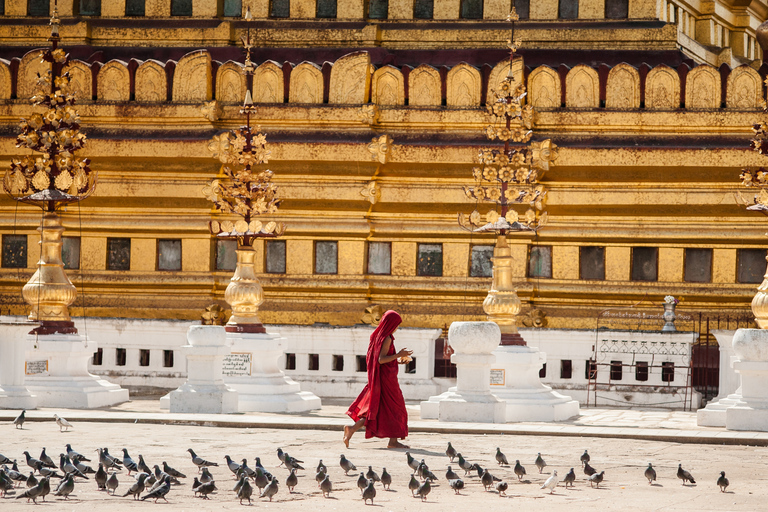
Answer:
[
  {"left": 726, "top": 328, "right": 768, "bottom": 431},
  {"left": 490, "top": 345, "right": 580, "bottom": 422},
  {"left": 0, "top": 322, "right": 37, "bottom": 409},
  {"left": 420, "top": 322, "right": 506, "bottom": 423},
  {"left": 24, "top": 334, "right": 128, "bottom": 408},
  {"left": 169, "top": 326, "right": 239, "bottom": 414},
  {"left": 697, "top": 330, "right": 740, "bottom": 427}
]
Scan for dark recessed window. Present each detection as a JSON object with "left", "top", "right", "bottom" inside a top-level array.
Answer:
[
  {"left": 266, "top": 240, "right": 286, "bottom": 274},
  {"left": 116, "top": 348, "right": 127, "bottom": 366},
  {"left": 332, "top": 355, "right": 344, "bottom": 371},
  {"left": 559, "top": 0, "right": 578, "bottom": 19},
  {"left": 356, "top": 355, "right": 367, "bottom": 372},
  {"left": 413, "top": 0, "right": 433, "bottom": 19},
  {"left": 316, "top": 0, "right": 337, "bottom": 18},
  {"left": 585, "top": 359, "right": 597, "bottom": 379},
  {"left": 78, "top": 0, "right": 101, "bottom": 16},
  {"left": 139, "top": 349, "right": 150, "bottom": 367},
  {"left": 661, "top": 362, "right": 675, "bottom": 382},
  {"left": 223, "top": 0, "right": 242, "bottom": 17},
  {"left": 28, "top": 0, "right": 49, "bottom": 16},
  {"left": 405, "top": 357, "right": 416, "bottom": 374},
  {"left": 367, "top": 0, "right": 388, "bottom": 19},
  {"left": 528, "top": 246, "right": 552, "bottom": 278},
  {"left": 605, "top": 0, "right": 628, "bottom": 19},
  {"left": 539, "top": 363, "right": 547, "bottom": 378},
  {"left": 2, "top": 234, "right": 27, "bottom": 269},
  {"left": 157, "top": 239, "right": 182, "bottom": 271},
  {"left": 285, "top": 353, "right": 296, "bottom": 370},
  {"left": 470, "top": 245, "right": 494, "bottom": 277},
  {"left": 367, "top": 242, "right": 391, "bottom": 275},
  {"left": 92, "top": 348, "right": 103, "bottom": 366},
  {"left": 460, "top": 0, "right": 483, "bottom": 19},
  {"left": 635, "top": 361, "right": 649, "bottom": 381},
  {"left": 684, "top": 248, "right": 712, "bottom": 283},
  {"left": 163, "top": 350, "right": 174, "bottom": 368},
  {"left": 580, "top": 246, "right": 605, "bottom": 280},
  {"left": 308, "top": 353, "right": 319, "bottom": 371},
  {"left": 631, "top": 247, "right": 658, "bottom": 281},
  {"left": 107, "top": 238, "right": 131, "bottom": 271},
  {"left": 560, "top": 359, "right": 572, "bottom": 379},
  {"left": 315, "top": 241, "right": 338, "bottom": 274},
  {"left": 125, "top": 0, "right": 145, "bottom": 16},
  {"left": 270, "top": 0, "right": 290, "bottom": 17},
  {"left": 514, "top": 0, "right": 530, "bottom": 19},
  {"left": 215, "top": 239, "right": 237, "bottom": 271},
  {"left": 610, "top": 360, "right": 623, "bottom": 380},
  {"left": 171, "top": 0, "right": 192, "bottom": 16},
  {"left": 62, "top": 237, "right": 81, "bottom": 270},
  {"left": 417, "top": 243, "right": 443, "bottom": 276},
  {"left": 738, "top": 248, "right": 767, "bottom": 284}
]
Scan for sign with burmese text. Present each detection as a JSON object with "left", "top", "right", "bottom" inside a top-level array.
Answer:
[
  {"left": 223, "top": 353, "right": 252, "bottom": 376},
  {"left": 25, "top": 360, "right": 48, "bottom": 375},
  {"left": 490, "top": 369, "right": 505, "bottom": 386}
]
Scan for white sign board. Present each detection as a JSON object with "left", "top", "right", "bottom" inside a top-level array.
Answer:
[
  {"left": 490, "top": 369, "right": 505, "bottom": 386},
  {"left": 25, "top": 360, "right": 48, "bottom": 375},
  {"left": 223, "top": 353, "right": 252, "bottom": 376}
]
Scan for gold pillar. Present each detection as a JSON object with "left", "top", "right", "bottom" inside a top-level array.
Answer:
[
  {"left": 225, "top": 243, "right": 266, "bottom": 333},
  {"left": 483, "top": 235, "right": 524, "bottom": 344},
  {"left": 22, "top": 212, "right": 77, "bottom": 334},
  {"left": 752, "top": 254, "right": 768, "bottom": 328}
]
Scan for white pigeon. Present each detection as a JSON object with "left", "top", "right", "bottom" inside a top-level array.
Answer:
[
  {"left": 541, "top": 470, "right": 558, "bottom": 494},
  {"left": 53, "top": 414, "right": 72, "bottom": 432}
]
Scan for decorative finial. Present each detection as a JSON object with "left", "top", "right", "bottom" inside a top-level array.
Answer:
[{"left": 245, "top": 6, "right": 252, "bottom": 21}]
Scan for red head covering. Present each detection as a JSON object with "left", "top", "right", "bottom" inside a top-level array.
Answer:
[{"left": 366, "top": 310, "right": 402, "bottom": 365}]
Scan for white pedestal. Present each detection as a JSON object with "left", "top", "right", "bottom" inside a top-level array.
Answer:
[
  {"left": 0, "top": 322, "right": 37, "bottom": 409},
  {"left": 420, "top": 322, "right": 506, "bottom": 423},
  {"left": 697, "top": 330, "right": 740, "bottom": 427},
  {"left": 169, "top": 326, "right": 239, "bottom": 414},
  {"left": 726, "top": 328, "right": 768, "bottom": 431},
  {"left": 490, "top": 345, "right": 580, "bottom": 422},
  {"left": 24, "top": 334, "right": 129, "bottom": 408}
]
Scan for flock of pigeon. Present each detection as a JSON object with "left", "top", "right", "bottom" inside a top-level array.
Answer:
[{"left": 2, "top": 410, "right": 732, "bottom": 505}]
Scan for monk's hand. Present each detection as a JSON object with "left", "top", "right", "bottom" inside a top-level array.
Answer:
[{"left": 397, "top": 348, "right": 413, "bottom": 364}]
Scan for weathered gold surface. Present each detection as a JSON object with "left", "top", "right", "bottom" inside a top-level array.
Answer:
[{"left": 483, "top": 235, "right": 522, "bottom": 333}]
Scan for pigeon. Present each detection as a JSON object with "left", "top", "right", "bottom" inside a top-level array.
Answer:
[
  {"left": 495, "top": 447, "right": 509, "bottom": 466},
  {"left": 260, "top": 476, "right": 278, "bottom": 501},
  {"left": 563, "top": 468, "right": 576, "bottom": 488},
  {"left": 224, "top": 455, "right": 241, "bottom": 476},
  {"left": 154, "top": 465, "right": 181, "bottom": 485},
  {"left": 362, "top": 479, "right": 376, "bottom": 504},
  {"left": 357, "top": 472, "right": 368, "bottom": 493},
  {"left": 0, "top": 453, "right": 12, "bottom": 465},
  {"left": 408, "top": 473, "right": 420, "bottom": 496},
  {"left": 95, "top": 463, "right": 108, "bottom": 490},
  {"left": 237, "top": 477, "right": 253, "bottom": 504},
  {"left": 381, "top": 468, "right": 392, "bottom": 490},
  {"left": 580, "top": 450, "right": 590, "bottom": 466},
  {"left": 286, "top": 468, "right": 298, "bottom": 492},
  {"left": 319, "top": 475, "right": 332, "bottom": 497},
  {"left": 15, "top": 478, "right": 44, "bottom": 503},
  {"left": 315, "top": 468, "right": 327, "bottom": 486},
  {"left": 446, "top": 442, "right": 457, "bottom": 462},
  {"left": 53, "top": 414, "right": 72, "bottom": 432},
  {"left": 74, "top": 458, "right": 95, "bottom": 475},
  {"left": 96, "top": 449, "right": 121, "bottom": 470},
  {"left": 54, "top": 474, "right": 75, "bottom": 499},
  {"left": 583, "top": 462, "right": 597, "bottom": 477},
  {"left": 366, "top": 466, "right": 381, "bottom": 483},
  {"left": 0, "top": 471, "right": 15, "bottom": 496},
  {"left": 239, "top": 459, "right": 257, "bottom": 478},
  {"left": 417, "top": 460, "right": 429, "bottom": 480},
  {"left": 122, "top": 473, "right": 148, "bottom": 500},
  {"left": 39, "top": 448, "right": 56, "bottom": 469},
  {"left": 535, "top": 453, "right": 547, "bottom": 474},
  {"left": 60, "top": 454, "right": 88, "bottom": 479},
  {"left": 495, "top": 481, "right": 508, "bottom": 496},
  {"left": 200, "top": 467, "right": 214, "bottom": 484},
  {"left": 717, "top": 471, "right": 729, "bottom": 492},
  {"left": 284, "top": 453, "right": 304, "bottom": 471},
  {"left": 122, "top": 449, "right": 139, "bottom": 475},
  {"left": 277, "top": 447, "right": 287, "bottom": 467},
  {"left": 8, "top": 462, "right": 27, "bottom": 485},
  {"left": 187, "top": 448, "right": 218, "bottom": 471},
  {"left": 406, "top": 452, "right": 419, "bottom": 471},
  {"left": 589, "top": 471, "right": 605, "bottom": 488},
  {"left": 231, "top": 474, "right": 244, "bottom": 494},
  {"left": 193, "top": 477, "right": 204, "bottom": 495},
  {"left": 163, "top": 461, "right": 186, "bottom": 479},
  {"left": 449, "top": 478, "right": 464, "bottom": 494},
  {"left": 340, "top": 454, "right": 356, "bottom": 475},
  {"left": 677, "top": 464, "right": 695, "bottom": 485},
  {"left": 39, "top": 474, "right": 51, "bottom": 501},
  {"left": 446, "top": 466, "right": 461, "bottom": 481},
  {"left": 196, "top": 480, "right": 217, "bottom": 499},
  {"left": 147, "top": 474, "right": 170, "bottom": 495},
  {"left": 415, "top": 478, "right": 431, "bottom": 501},
  {"left": 644, "top": 463, "right": 656, "bottom": 484},
  {"left": 542, "top": 470, "right": 558, "bottom": 494},
  {"left": 13, "top": 410, "right": 25, "bottom": 429},
  {"left": 106, "top": 471, "right": 119, "bottom": 495},
  {"left": 22, "top": 451, "right": 44, "bottom": 472},
  {"left": 39, "top": 466, "right": 63, "bottom": 479},
  {"left": 514, "top": 460, "right": 526, "bottom": 481},
  {"left": 481, "top": 469, "right": 495, "bottom": 490},
  {"left": 317, "top": 460, "right": 327, "bottom": 474},
  {"left": 457, "top": 453, "right": 474, "bottom": 475},
  {"left": 141, "top": 476, "right": 170, "bottom": 502},
  {"left": 137, "top": 455, "right": 152, "bottom": 475},
  {"left": 66, "top": 444, "right": 90, "bottom": 462},
  {"left": 253, "top": 468, "right": 269, "bottom": 491},
  {"left": 26, "top": 471, "right": 38, "bottom": 488}
]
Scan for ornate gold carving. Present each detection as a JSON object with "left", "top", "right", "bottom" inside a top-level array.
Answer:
[
  {"left": 97, "top": 60, "right": 130, "bottom": 102},
  {"left": 201, "top": 303, "right": 231, "bottom": 325},
  {"left": 565, "top": 64, "right": 599, "bottom": 108},
  {"left": 225, "top": 246, "right": 265, "bottom": 327},
  {"left": 253, "top": 60, "right": 284, "bottom": 103},
  {"left": 446, "top": 63, "right": 481, "bottom": 107},
  {"left": 200, "top": 100, "right": 220, "bottom": 121},
  {"left": 372, "top": 65, "right": 405, "bottom": 105},
  {"left": 135, "top": 59, "right": 167, "bottom": 102},
  {"left": 362, "top": 304, "right": 385, "bottom": 326},
  {"left": 605, "top": 63, "right": 640, "bottom": 110},
  {"left": 0, "top": 59, "right": 11, "bottom": 100},
  {"left": 408, "top": 64, "right": 441, "bottom": 106},
  {"left": 329, "top": 51, "right": 372, "bottom": 104},
  {"left": 172, "top": 50, "right": 212, "bottom": 102},
  {"left": 527, "top": 65, "right": 560, "bottom": 108},
  {"left": 483, "top": 236, "right": 522, "bottom": 333},
  {"left": 62, "top": 60, "right": 92, "bottom": 102},
  {"left": 645, "top": 64, "right": 680, "bottom": 110},
  {"left": 488, "top": 59, "right": 524, "bottom": 102},
  {"left": 727, "top": 65, "right": 765, "bottom": 109},
  {"left": 357, "top": 103, "right": 379, "bottom": 125},
  {"left": 289, "top": 61, "right": 323, "bottom": 104},
  {"left": 685, "top": 64, "right": 720, "bottom": 110},
  {"left": 216, "top": 61, "right": 247, "bottom": 103},
  {"left": 360, "top": 180, "right": 381, "bottom": 204},
  {"left": 18, "top": 50, "right": 50, "bottom": 100},
  {"left": 368, "top": 134, "right": 393, "bottom": 164},
  {"left": 520, "top": 308, "right": 548, "bottom": 328}
]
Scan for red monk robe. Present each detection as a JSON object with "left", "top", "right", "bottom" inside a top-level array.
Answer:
[{"left": 347, "top": 310, "right": 409, "bottom": 440}]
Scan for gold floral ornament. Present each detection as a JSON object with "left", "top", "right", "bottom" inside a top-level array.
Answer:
[
  {"left": 358, "top": 104, "right": 379, "bottom": 126},
  {"left": 739, "top": 121, "right": 768, "bottom": 212},
  {"left": 368, "top": 134, "right": 393, "bottom": 164},
  {"left": 360, "top": 180, "right": 381, "bottom": 204},
  {"left": 201, "top": 303, "right": 231, "bottom": 325}
]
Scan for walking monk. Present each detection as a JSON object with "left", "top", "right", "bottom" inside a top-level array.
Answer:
[{"left": 344, "top": 310, "right": 413, "bottom": 449}]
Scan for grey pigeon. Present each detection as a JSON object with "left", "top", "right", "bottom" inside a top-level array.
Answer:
[
  {"left": 542, "top": 470, "right": 558, "bottom": 494},
  {"left": 446, "top": 466, "right": 460, "bottom": 481},
  {"left": 137, "top": 455, "right": 152, "bottom": 475},
  {"left": 381, "top": 468, "right": 392, "bottom": 490},
  {"left": 53, "top": 414, "right": 72, "bottom": 432},
  {"left": 95, "top": 463, "right": 107, "bottom": 490},
  {"left": 96, "top": 449, "right": 121, "bottom": 470},
  {"left": 39, "top": 475, "right": 51, "bottom": 501},
  {"left": 237, "top": 477, "right": 253, "bottom": 504},
  {"left": 200, "top": 467, "right": 214, "bottom": 484},
  {"left": 26, "top": 471, "right": 38, "bottom": 488},
  {"left": 39, "top": 448, "right": 56, "bottom": 469},
  {"left": 717, "top": 471, "right": 729, "bottom": 492},
  {"left": 253, "top": 468, "right": 269, "bottom": 491},
  {"left": 316, "top": 460, "right": 327, "bottom": 474},
  {"left": 563, "top": 467, "right": 576, "bottom": 488},
  {"left": 580, "top": 449, "right": 590, "bottom": 466},
  {"left": 514, "top": 460, "right": 526, "bottom": 480},
  {"left": 224, "top": 455, "right": 241, "bottom": 476},
  {"left": 583, "top": 462, "right": 597, "bottom": 477},
  {"left": 231, "top": 475, "right": 244, "bottom": 494},
  {"left": 286, "top": 468, "right": 298, "bottom": 492},
  {"left": 148, "top": 474, "right": 170, "bottom": 494},
  {"left": 415, "top": 478, "right": 431, "bottom": 501},
  {"left": 75, "top": 458, "right": 95, "bottom": 474},
  {"left": 406, "top": 451, "right": 419, "bottom": 471},
  {"left": 122, "top": 449, "right": 139, "bottom": 475},
  {"left": 357, "top": 472, "right": 368, "bottom": 493},
  {"left": 362, "top": 479, "right": 376, "bottom": 504},
  {"left": 340, "top": 454, "right": 356, "bottom": 475},
  {"left": 535, "top": 453, "right": 547, "bottom": 473},
  {"left": 446, "top": 442, "right": 457, "bottom": 462},
  {"left": 22, "top": 451, "right": 43, "bottom": 472},
  {"left": 15, "top": 479, "right": 44, "bottom": 503},
  {"left": 0, "top": 471, "right": 13, "bottom": 497},
  {"left": 495, "top": 481, "right": 508, "bottom": 496},
  {"left": 481, "top": 469, "right": 494, "bottom": 491},
  {"left": 122, "top": 472, "right": 148, "bottom": 500},
  {"left": 193, "top": 477, "right": 204, "bottom": 495},
  {"left": 39, "top": 466, "right": 63, "bottom": 479},
  {"left": 260, "top": 477, "right": 278, "bottom": 501},
  {"left": 449, "top": 478, "right": 464, "bottom": 494},
  {"left": 60, "top": 454, "right": 88, "bottom": 479},
  {"left": 644, "top": 463, "right": 656, "bottom": 484},
  {"left": 54, "top": 474, "right": 75, "bottom": 499},
  {"left": 163, "top": 461, "right": 186, "bottom": 479},
  {"left": 154, "top": 465, "right": 180, "bottom": 485},
  {"left": 240, "top": 459, "right": 257, "bottom": 478},
  {"left": 495, "top": 447, "right": 509, "bottom": 466},
  {"left": 315, "top": 468, "right": 326, "bottom": 485},
  {"left": 66, "top": 444, "right": 90, "bottom": 462},
  {"left": 457, "top": 453, "right": 473, "bottom": 475},
  {"left": 276, "top": 447, "right": 289, "bottom": 466},
  {"left": 8, "top": 462, "right": 27, "bottom": 485},
  {"left": 0, "top": 452, "right": 12, "bottom": 465},
  {"left": 13, "top": 410, "right": 25, "bottom": 429},
  {"left": 408, "top": 473, "right": 419, "bottom": 496},
  {"left": 366, "top": 466, "right": 381, "bottom": 483},
  {"left": 106, "top": 471, "right": 119, "bottom": 495},
  {"left": 141, "top": 476, "right": 170, "bottom": 503},
  {"left": 319, "top": 475, "right": 332, "bottom": 497},
  {"left": 196, "top": 480, "right": 217, "bottom": 499},
  {"left": 588, "top": 470, "right": 605, "bottom": 488},
  {"left": 187, "top": 448, "right": 218, "bottom": 471},
  {"left": 677, "top": 464, "right": 695, "bottom": 485}
]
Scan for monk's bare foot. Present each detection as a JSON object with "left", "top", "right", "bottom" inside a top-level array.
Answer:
[
  {"left": 343, "top": 426, "right": 351, "bottom": 448},
  {"left": 387, "top": 441, "right": 409, "bottom": 449}
]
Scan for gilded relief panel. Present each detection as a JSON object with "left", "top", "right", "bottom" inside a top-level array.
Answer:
[
  {"left": 408, "top": 64, "right": 441, "bottom": 106},
  {"left": 0, "top": 59, "right": 11, "bottom": 100},
  {"left": 372, "top": 65, "right": 405, "bottom": 106},
  {"left": 488, "top": 58, "right": 524, "bottom": 99},
  {"left": 216, "top": 61, "right": 247, "bottom": 103},
  {"left": 62, "top": 60, "right": 93, "bottom": 102},
  {"left": 605, "top": 63, "right": 640, "bottom": 109},
  {"left": 329, "top": 51, "right": 372, "bottom": 104},
  {"left": 253, "top": 60, "right": 284, "bottom": 103},
  {"left": 446, "top": 63, "right": 481, "bottom": 107},
  {"left": 645, "top": 64, "right": 679, "bottom": 110},
  {"left": 289, "top": 62, "right": 323, "bottom": 103},
  {"left": 565, "top": 64, "right": 599, "bottom": 108},
  {"left": 135, "top": 59, "right": 167, "bottom": 102},
  {"left": 727, "top": 65, "right": 764, "bottom": 109},
  {"left": 97, "top": 60, "right": 130, "bottom": 102},
  {"left": 685, "top": 65, "right": 720, "bottom": 110},
  {"left": 527, "top": 66, "right": 560, "bottom": 108},
  {"left": 18, "top": 50, "right": 50, "bottom": 100},
  {"left": 172, "top": 50, "right": 212, "bottom": 102}
]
